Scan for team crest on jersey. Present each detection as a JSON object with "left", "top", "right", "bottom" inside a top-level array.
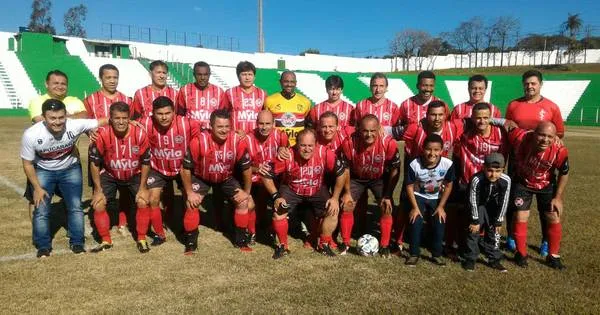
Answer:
[
  {"left": 147, "top": 177, "right": 155, "bottom": 185},
  {"left": 382, "top": 112, "right": 391, "bottom": 122},
  {"left": 443, "top": 141, "right": 451, "bottom": 151},
  {"left": 314, "top": 166, "right": 323, "bottom": 175},
  {"left": 192, "top": 183, "right": 200, "bottom": 192},
  {"left": 515, "top": 197, "right": 524, "bottom": 207},
  {"left": 374, "top": 155, "right": 383, "bottom": 163},
  {"left": 539, "top": 109, "right": 546, "bottom": 120},
  {"left": 256, "top": 99, "right": 263, "bottom": 106},
  {"left": 439, "top": 170, "right": 446, "bottom": 177},
  {"left": 37, "top": 139, "right": 43, "bottom": 144},
  {"left": 281, "top": 112, "right": 297, "bottom": 128},
  {"left": 275, "top": 104, "right": 281, "bottom": 110},
  {"left": 174, "top": 136, "right": 184, "bottom": 144},
  {"left": 338, "top": 112, "right": 346, "bottom": 121},
  {"left": 132, "top": 146, "right": 140, "bottom": 154},
  {"left": 209, "top": 98, "right": 218, "bottom": 107},
  {"left": 297, "top": 104, "right": 304, "bottom": 112},
  {"left": 226, "top": 151, "right": 234, "bottom": 161}
]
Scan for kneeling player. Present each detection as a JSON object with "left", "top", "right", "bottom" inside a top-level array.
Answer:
[
  {"left": 462, "top": 153, "right": 511, "bottom": 272},
  {"left": 262, "top": 129, "right": 347, "bottom": 259},
  {"left": 180, "top": 109, "right": 254, "bottom": 254},
  {"left": 89, "top": 102, "right": 152, "bottom": 253},
  {"left": 405, "top": 134, "right": 455, "bottom": 266}
]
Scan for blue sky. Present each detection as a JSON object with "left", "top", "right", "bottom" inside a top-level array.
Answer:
[{"left": 0, "top": 0, "right": 599, "bottom": 56}]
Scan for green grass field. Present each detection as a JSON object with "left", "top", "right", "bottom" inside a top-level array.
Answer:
[{"left": 1, "top": 117, "right": 599, "bottom": 314}]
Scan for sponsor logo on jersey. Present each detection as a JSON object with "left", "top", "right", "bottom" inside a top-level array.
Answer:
[
  {"left": 110, "top": 159, "right": 139, "bottom": 170},
  {"left": 37, "top": 139, "right": 43, "bottom": 144},
  {"left": 281, "top": 112, "right": 297, "bottom": 128},
  {"left": 190, "top": 110, "right": 211, "bottom": 121},
  {"left": 539, "top": 109, "right": 546, "bottom": 120},
  {"left": 297, "top": 104, "right": 305, "bottom": 112},
  {"left": 153, "top": 148, "right": 183, "bottom": 159},
  {"left": 208, "top": 163, "right": 230, "bottom": 173},
  {"left": 238, "top": 110, "right": 259, "bottom": 121}
]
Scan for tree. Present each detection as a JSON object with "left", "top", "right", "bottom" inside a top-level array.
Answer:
[
  {"left": 491, "top": 16, "right": 519, "bottom": 66},
  {"left": 389, "top": 29, "right": 430, "bottom": 71},
  {"left": 418, "top": 37, "right": 443, "bottom": 70},
  {"left": 63, "top": 4, "right": 87, "bottom": 37},
  {"left": 299, "top": 48, "right": 320, "bottom": 56},
  {"left": 561, "top": 13, "right": 583, "bottom": 63},
  {"left": 28, "top": 0, "right": 55, "bottom": 34},
  {"left": 455, "top": 17, "right": 484, "bottom": 67}
]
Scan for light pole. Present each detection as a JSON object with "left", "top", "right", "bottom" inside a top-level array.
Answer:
[{"left": 258, "top": 0, "right": 264, "bottom": 52}]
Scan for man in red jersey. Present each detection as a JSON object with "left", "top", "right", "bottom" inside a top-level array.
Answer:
[
  {"left": 316, "top": 111, "right": 354, "bottom": 153},
  {"left": 339, "top": 115, "right": 401, "bottom": 257},
  {"left": 140, "top": 96, "right": 197, "bottom": 246},
  {"left": 176, "top": 61, "right": 227, "bottom": 130},
  {"left": 306, "top": 75, "right": 354, "bottom": 129},
  {"left": 224, "top": 61, "right": 267, "bottom": 135},
  {"left": 88, "top": 102, "right": 152, "bottom": 253},
  {"left": 398, "top": 71, "right": 449, "bottom": 126},
  {"left": 244, "top": 110, "right": 289, "bottom": 242},
  {"left": 262, "top": 129, "right": 347, "bottom": 259},
  {"left": 450, "top": 74, "right": 502, "bottom": 120},
  {"left": 353, "top": 73, "right": 400, "bottom": 127},
  {"left": 180, "top": 109, "right": 253, "bottom": 254},
  {"left": 507, "top": 121, "right": 569, "bottom": 270},
  {"left": 132, "top": 60, "right": 177, "bottom": 118}
]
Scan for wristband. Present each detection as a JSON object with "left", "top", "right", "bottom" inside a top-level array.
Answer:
[{"left": 271, "top": 191, "right": 281, "bottom": 201}]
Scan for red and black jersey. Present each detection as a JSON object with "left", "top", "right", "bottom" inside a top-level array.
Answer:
[
  {"left": 308, "top": 100, "right": 355, "bottom": 129},
  {"left": 84, "top": 91, "right": 132, "bottom": 119},
  {"left": 317, "top": 126, "right": 355, "bottom": 154},
  {"left": 457, "top": 126, "right": 508, "bottom": 185},
  {"left": 176, "top": 83, "right": 227, "bottom": 129},
  {"left": 244, "top": 128, "right": 289, "bottom": 183},
  {"left": 450, "top": 101, "right": 502, "bottom": 120},
  {"left": 341, "top": 134, "right": 401, "bottom": 179},
  {"left": 403, "top": 119, "right": 465, "bottom": 160},
  {"left": 398, "top": 96, "right": 448, "bottom": 126},
  {"left": 141, "top": 116, "right": 196, "bottom": 177},
  {"left": 509, "top": 128, "right": 569, "bottom": 190},
  {"left": 132, "top": 85, "right": 177, "bottom": 117},
  {"left": 353, "top": 98, "right": 400, "bottom": 127},
  {"left": 183, "top": 131, "right": 250, "bottom": 183},
  {"left": 90, "top": 124, "right": 150, "bottom": 181},
  {"left": 224, "top": 86, "right": 267, "bottom": 133}
]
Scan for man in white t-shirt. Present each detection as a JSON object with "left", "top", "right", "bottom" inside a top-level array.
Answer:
[{"left": 21, "top": 99, "right": 107, "bottom": 258}]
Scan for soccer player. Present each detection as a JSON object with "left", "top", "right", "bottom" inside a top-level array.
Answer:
[
  {"left": 262, "top": 129, "right": 347, "bottom": 258},
  {"left": 244, "top": 110, "right": 289, "bottom": 242},
  {"left": 21, "top": 99, "right": 107, "bottom": 257},
  {"left": 140, "top": 96, "right": 197, "bottom": 246},
  {"left": 339, "top": 114, "right": 401, "bottom": 257},
  {"left": 180, "top": 109, "right": 254, "bottom": 254},
  {"left": 306, "top": 75, "right": 354, "bottom": 129},
  {"left": 224, "top": 61, "right": 267, "bottom": 134},
  {"left": 404, "top": 134, "right": 455, "bottom": 266},
  {"left": 176, "top": 61, "right": 227, "bottom": 130},
  {"left": 450, "top": 74, "right": 502, "bottom": 120},
  {"left": 462, "top": 153, "right": 511, "bottom": 272},
  {"left": 398, "top": 71, "right": 449, "bottom": 126},
  {"left": 507, "top": 121, "right": 569, "bottom": 270},
  {"left": 89, "top": 102, "right": 152, "bottom": 253},
  {"left": 132, "top": 60, "right": 177, "bottom": 118},
  {"left": 353, "top": 72, "right": 400, "bottom": 127},
  {"left": 28, "top": 70, "right": 87, "bottom": 123},
  {"left": 265, "top": 71, "right": 312, "bottom": 146},
  {"left": 316, "top": 112, "right": 354, "bottom": 153}
]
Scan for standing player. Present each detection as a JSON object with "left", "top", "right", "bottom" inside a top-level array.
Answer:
[
  {"left": 398, "top": 71, "right": 449, "bottom": 126},
  {"left": 265, "top": 71, "right": 312, "bottom": 146},
  {"left": 28, "top": 70, "right": 87, "bottom": 123},
  {"left": 353, "top": 73, "right": 400, "bottom": 127},
  {"left": 306, "top": 75, "right": 354, "bottom": 129},
  {"left": 224, "top": 61, "right": 267, "bottom": 134},
  {"left": 507, "top": 122, "right": 569, "bottom": 270},
  {"left": 176, "top": 61, "right": 227, "bottom": 130},
  {"left": 316, "top": 112, "right": 354, "bottom": 153},
  {"left": 450, "top": 74, "right": 502, "bottom": 120},
  {"left": 89, "top": 102, "right": 152, "bottom": 253},
  {"left": 21, "top": 99, "right": 107, "bottom": 257},
  {"left": 180, "top": 110, "right": 254, "bottom": 254},
  {"left": 132, "top": 60, "right": 177, "bottom": 118},
  {"left": 262, "top": 129, "right": 347, "bottom": 258},
  {"left": 339, "top": 115, "right": 401, "bottom": 257}
]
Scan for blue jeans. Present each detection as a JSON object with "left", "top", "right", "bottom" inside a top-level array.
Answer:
[
  {"left": 408, "top": 196, "right": 445, "bottom": 257},
  {"left": 32, "top": 163, "right": 84, "bottom": 250}
]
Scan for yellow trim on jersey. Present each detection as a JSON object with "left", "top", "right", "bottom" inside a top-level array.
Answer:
[
  {"left": 28, "top": 94, "right": 86, "bottom": 120},
  {"left": 265, "top": 92, "right": 312, "bottom": 146}
]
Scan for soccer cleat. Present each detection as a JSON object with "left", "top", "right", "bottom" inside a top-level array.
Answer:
[
  {"left": 338, "top": 243, "right": 349, "bottom": 256},
  {"left": 539, "top": 241, "right": 549, "bottom": 258},
  {"left": 137, "top": 240, "right": 151, "bottom": 254},
  {"left": 431, "top": 256, "right": 446, "bottom": 267},
  {"left": 488, "top": 260, "right": 508, "bottom": 272},
  {"left": 514, "top": 252, "right": 528, "bottom": 268},
  {"left": 37, "top": 248, "right": 51, "bottom": 258},
  {"left": 70, "top": 244, "right": 86, "bottom": 254},
  {"left": 117, "top": 225, "right": 130, "bottom": 237},
  {"left": 379, "top": 247, "right": 391, "bottom": 258},
  {"left": 505, "top": 236, "right": 516, "bottom": 252},
  {"left": 184, "top": 231, "right": 199, "bottom": 255},
  {"left": 462, "top": 260, "right": 475, "bottom": 272},
  {"left": 405, "top": 256, "right": 419, "bottom": 266},
  {"left": 318, "top": 244, "right": 336, "bottom": 257},
  {"left": 272, "top": 244, "right": 290, "bottom": 259},
  {"left": 546, "top": 255, "right": 566, "bottom": 271},
  {"left": 248, "top": 233, "right": 256, "bottom": 246},
  {"left": 234, "top": 228, "right": 253, "bottom": 252},
  {"left": 151, "top": 235, "right": 166, "bottom": 247},
  {"left": 90, "top": 241, "right": 113, "bottom": 253}
]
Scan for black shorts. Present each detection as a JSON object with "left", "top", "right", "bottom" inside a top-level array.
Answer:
[
  {"left": 190, "top": 175, "right": 241, "bottom": 200},
  {"left": 280, "top": 184, "right": 330, "bottom": 218},
  {"left": 100, "top": 173, "right": 141, "bottom": 201},
  {"left": 349, "top": 178, "right": 385, "bottom": 204},
  {"left": 146, "top": 169, "right": 182, "bottom": 190},
  {"left": 511, "top": 182, "right": 554, "bottom": 212}
]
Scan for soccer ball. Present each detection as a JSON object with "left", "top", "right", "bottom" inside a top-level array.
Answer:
[{"left": 357, "top": 234, "right": 379, "bottom": 256}]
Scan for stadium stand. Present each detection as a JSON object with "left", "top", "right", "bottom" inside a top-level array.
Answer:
[
  {"left": 0, "top": 51, "right": 38, "bottom": 106},
  {"left": 79, "top": 56, "right": 151, "bottom": 97},
  {"left": 294, "top": 72, "right": 355, "bottom": 105}
]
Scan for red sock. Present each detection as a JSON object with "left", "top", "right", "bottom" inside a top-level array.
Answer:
[
  {"left": 183, "top": 208, "right": 200, "bottom": 233},
  {"left": 340, "top": 211, "right": 354, "bottom": 245},
  {"left": 272, "top": 218, "right": 288, "bottom": 247},
  {"left": 320, "top": 234, "right": 332, "bottom": 247},
  {"left": 118, "top": 211, "right": 127, "bottom": 227},
  {"left": 150, "top": 207, "right": 165, "bottom": 238},
  {"left": 93, "top": 210, "right": 112, "bottom": 243},
  {"left": 395, "top": 212, "right": 406, "bottom": 245},
  {"left": 547, "top": 222, "right": 562, "bottom": 256},
  {"left": 136, "top": 207, "right": 150, "bottom": 241},
  {"left": 247, "top": 210, "right": 256, "bottom": 234},
  {"left": 234, "top": 211, "right": 249, "bottom": 229},
  {"left": 380, "top": 215, "right": 393, "bottom": 247},
  {"left": 514, "top": 221, "right": 528, "bottom": 256}
]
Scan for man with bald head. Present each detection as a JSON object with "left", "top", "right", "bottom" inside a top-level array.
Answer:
[{"left": 506, "top": 121, "right": 569, "bottom": 270}]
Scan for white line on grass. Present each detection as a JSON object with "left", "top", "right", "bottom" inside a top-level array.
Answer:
[{"left": 0, "top": 174, "right": 25, "bottom": 196}]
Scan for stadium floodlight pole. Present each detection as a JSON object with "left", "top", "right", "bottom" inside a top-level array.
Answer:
[{"left": 258, "top": 0, "right": 264, "bottom": 52}]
